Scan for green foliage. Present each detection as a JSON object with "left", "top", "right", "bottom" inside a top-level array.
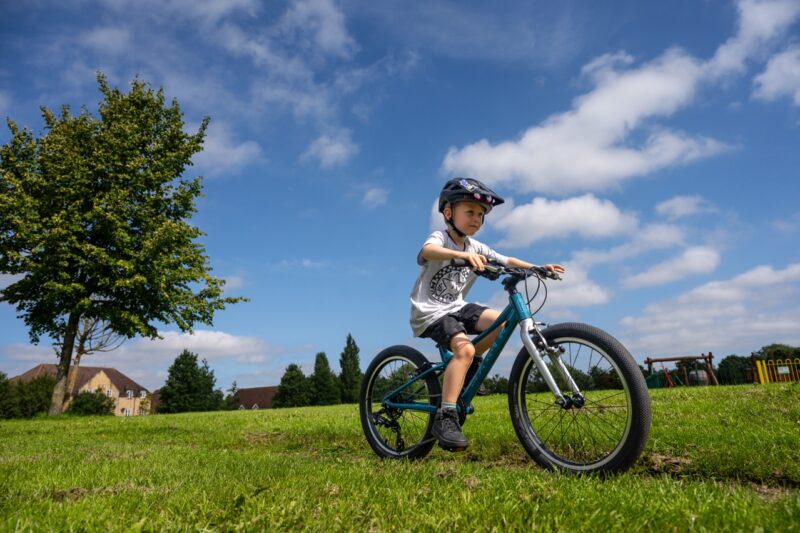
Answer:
[
  {"left": 223, "top": 381, "right": 240, "bottom": 410},
  {"left": 482, "top": 373, "right": 509, "bottom": 394},
  {"left": 717, "top": 355, "right": 753, "bottom": 385},
  {"left": 338, "top": 334, "right": 362, "bottom": 403},
  {"left": 66, "top": 389, "right": 115, "bottom": 416},
  {"left": 272, "top": 364, "right": 311, "bottom": 408},
  {"left": 157, "top": 350, "right": 224, "bottom": 413},
  {"left": 0, "top": 375, "right": 55, "bottom": 419},
  {"left": 311, "top": 352, "right": 341, "bottom": 406},
  {"left": 753, "top": 343, "right": 800, "bottom": 360}
]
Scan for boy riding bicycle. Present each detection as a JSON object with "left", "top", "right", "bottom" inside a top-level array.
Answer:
[{"left": 410, "top": 178, "right": 565, "bottom": 451}]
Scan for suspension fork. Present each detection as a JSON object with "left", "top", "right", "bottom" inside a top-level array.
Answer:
[{"left": 519, "top": 319, "right": 584, "bottom": 406}]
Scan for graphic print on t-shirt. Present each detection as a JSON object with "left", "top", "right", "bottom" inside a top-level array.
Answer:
[{"left": 429, "top": 266, "right": 471, "bottom": 304}]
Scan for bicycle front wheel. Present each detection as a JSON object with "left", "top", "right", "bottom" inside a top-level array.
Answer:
[
  {"left": 359, "top": 345, "right": 441, "bottom": 459},
  {"left": 508, "top": 322, "right": 651, "bottom": 474}
]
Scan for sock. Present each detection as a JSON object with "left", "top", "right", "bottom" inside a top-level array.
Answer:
[{"left": 441, "top": 402, "right": 457, "bottom": 411}]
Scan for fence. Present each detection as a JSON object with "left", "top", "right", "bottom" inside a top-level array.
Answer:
[{"left": 754, "top": 358, "right": 800, "bottom": 384}]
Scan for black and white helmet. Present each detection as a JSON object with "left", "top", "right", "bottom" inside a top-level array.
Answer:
[{"left": 438, "top": 177, "right": 505, "bottom": 214}]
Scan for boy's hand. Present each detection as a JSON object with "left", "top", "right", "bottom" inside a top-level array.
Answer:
[
  {"left": 544, "top": 264, "right": 566, "bottom": 274},
  {"left": 460, "top": 252, "right": 487, "bottom": 271}
]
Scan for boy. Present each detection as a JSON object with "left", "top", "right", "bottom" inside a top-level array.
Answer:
[{"left": 410, "top": 178, "right": 565, "bottom": 450}]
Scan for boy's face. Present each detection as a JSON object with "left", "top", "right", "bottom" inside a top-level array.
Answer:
[{"left": 446, "top": 201, "right": 486, "bottom": 235}]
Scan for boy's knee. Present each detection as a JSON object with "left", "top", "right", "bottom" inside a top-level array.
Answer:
[{"left": 451, "top": 338, "right": 475, "bottom": 360}]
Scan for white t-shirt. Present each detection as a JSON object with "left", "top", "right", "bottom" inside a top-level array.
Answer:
[{"left": 409, "top": 230, "right": 509, "bottom": 336}]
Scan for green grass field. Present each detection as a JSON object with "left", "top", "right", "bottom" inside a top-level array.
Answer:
[{"left": 1, "top": 383, "right": 799, "bottom": 531}]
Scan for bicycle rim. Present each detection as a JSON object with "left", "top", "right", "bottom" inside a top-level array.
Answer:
[{"left": 518, "top": 337, "right": 633, "bottom": 469}]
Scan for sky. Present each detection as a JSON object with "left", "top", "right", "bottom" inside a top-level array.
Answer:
[{"left": 1, "top": 0, "right": 799, "bottom": 392}]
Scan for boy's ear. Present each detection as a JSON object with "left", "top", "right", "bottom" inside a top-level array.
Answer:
[{"left": 443, "top": 204, "right": 452, "bottom": 220}]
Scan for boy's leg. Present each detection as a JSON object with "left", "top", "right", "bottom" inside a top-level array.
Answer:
[
  {"left": 472, "top": 309, "right": 503, "bottom": 356},
  {"left": 441, "top": 332, "right": 475, "bottom": 404},
  {"left": 434, "top": 332, "right": 473, "bottom": 450}
]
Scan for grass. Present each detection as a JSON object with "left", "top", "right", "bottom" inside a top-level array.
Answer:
[{"left": 1, "top": 383, "right": 799, "bottom": 531}]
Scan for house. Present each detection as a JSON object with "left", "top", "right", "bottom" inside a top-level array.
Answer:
[
  {"left": 236, "top": 386, "right": 279, "bottom": 409},
  {"left": 11, "top": 364, "right": 150, "bottom": 416}
]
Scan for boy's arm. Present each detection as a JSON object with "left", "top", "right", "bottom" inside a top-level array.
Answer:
[
  {"left": 420, "top": 243, "right": 489, "bottom": 270},
  {"left": 507, "top": 257, "right": 567, "bottom": 274}
]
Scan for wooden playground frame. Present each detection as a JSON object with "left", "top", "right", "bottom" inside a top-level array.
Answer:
[{"left": 644, "top": 353, "right": 719, "bottom": 386}]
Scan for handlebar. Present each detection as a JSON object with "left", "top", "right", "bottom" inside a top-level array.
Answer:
[{"left": 448, "top": 259, "right": 562, "bottom": 281}]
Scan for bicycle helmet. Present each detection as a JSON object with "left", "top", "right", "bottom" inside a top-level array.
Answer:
[
  {"left": 438, "top": 177, "right": 505, "bottom": 238},
  {"left": 438, "top": 177, "right": 505, "bottom": 214}
]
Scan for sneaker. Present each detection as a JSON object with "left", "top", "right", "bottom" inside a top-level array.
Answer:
[{"left": 431, "top": 408, "right": 468, "bottom": 450}]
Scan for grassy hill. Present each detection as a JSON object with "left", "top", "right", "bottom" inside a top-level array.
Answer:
[{"left": 1, "top": 383, "right": 798, "bottom": 531}]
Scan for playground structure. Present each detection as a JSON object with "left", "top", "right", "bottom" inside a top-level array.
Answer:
[{"left": 644, "top": 353, "right": 719, "bottom": 388}]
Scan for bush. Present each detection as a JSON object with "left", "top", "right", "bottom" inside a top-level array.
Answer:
[
  {"left": 67, "top": 389, "right": 115, "bottom": 416},
  {"left": 0, "top": 375, "right": 55, "bottom": 419},
  {"left": 717, "top": 355, "right": 753, "bottom": 385}
]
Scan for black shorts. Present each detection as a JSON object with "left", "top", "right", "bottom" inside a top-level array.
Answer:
[{"left": 420, "top": 303, "right": 489, "bottom": 349}]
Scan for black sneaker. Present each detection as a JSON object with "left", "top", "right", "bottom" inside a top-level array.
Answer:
[{"left": 431, "top": 408, "right": 468, "bottom": 451}]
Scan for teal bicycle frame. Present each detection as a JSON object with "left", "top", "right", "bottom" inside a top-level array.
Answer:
[{"left": 382, "top": 288, "right": 577, "bottom": 415}]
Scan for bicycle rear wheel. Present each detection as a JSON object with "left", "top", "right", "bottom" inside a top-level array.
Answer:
[
  {"left": 508, "top": 322, "right": 651, "bottom": 473},
  {"left": 359, "top": 345, "right": 441, "bottom": 459}
]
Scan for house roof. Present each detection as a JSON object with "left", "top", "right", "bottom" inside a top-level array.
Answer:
[
  {"left": 11, "top": 363, "right": 148, "bottom": 395},
  {"left": 237, "top": 386, "right": 278, "bottom": 409}
]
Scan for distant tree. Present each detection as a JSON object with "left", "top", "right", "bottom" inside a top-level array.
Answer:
[
  {"left": 338, "top": 334, "right": 362, "bottom": 403},
  {"left": 753, "top": 344, "right": 800, "bottom": 360},
  {"left": 0, "top": 73, "right": 245, "bottom": 415},
  {"left": 311, "top": 352, "right": 341, "bottom": 405},
  {"left": 157, "top": 350, "right": 224, "bottom": 413},
  {"left": 0, "top": 375, "right": 55, "bottom": 419},
  {"left": 273, "top": 364, "right": 311, "bottom": 408},
  {"left": 481, "top": 374, "right": 509, "bottom": 394},
  {"left": 66, "top": 389, "right": 115, "bottom": 416},
  {"left": 223, "top": 381, "right": 240, "bottom": 410},
  {"left": 0, "top": 372, "right": 10, "bottom": 418},
  {"left": 717, "top": 355, "right": 753, "bottom": 385}
]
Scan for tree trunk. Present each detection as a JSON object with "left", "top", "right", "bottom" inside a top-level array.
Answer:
[
  {"left": 62, "top": 320, "right": 91, "bottom": 411},
  {"left": 48, "top": 312, "right": 81, "bottom": 415}
]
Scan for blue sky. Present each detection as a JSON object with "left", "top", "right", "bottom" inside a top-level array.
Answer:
[{"left": 1, "top": 0, "right": 799, "bottom": 391}]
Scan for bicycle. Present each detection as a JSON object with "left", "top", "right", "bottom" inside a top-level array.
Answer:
[{"left": 359, "top": 261, "right": 651, "bottom": 474}]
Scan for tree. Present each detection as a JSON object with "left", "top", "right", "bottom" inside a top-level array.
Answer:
[
  {"left": 339, "top": 334, "right": 362, "bottom": 403},
  {"left": 66, "top": 389, "right": 115, "bottom": 416},
  {"left": 753, "top": 343, "right": 800, "bottom": 360},
  {"left": 311, "top": 352, "right": 340, "bottom": 405},
  {"left": 0, "top": 375, "right": 55, "bottom": 419},
  {"left": 272, "top": 364, "right": 311, "bottom": 408},
  {"left": 223, "top": 381, "right": 240, "bottom": 410},
  {"left": 0, "top": 73, "right": 244, "bottom": 415},
  {"left": 62, "top": 317, "right": 125, "bottom": 410},
  {"left": 717, "top": 355, "right": 753, "bottom": 385},
  {"left": 157, "top": 350, "right": 224, "bottom": 413},
  {"left": 483, "top": 374, "right": 509, "bottom": 394}
]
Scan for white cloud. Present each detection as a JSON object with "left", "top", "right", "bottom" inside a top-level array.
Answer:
[
  {"left": 655, "top": 195, "right": 718, "bottom": 220},
  {"left": 0, "top": 273, "right": 23, "bottom": 291},
  {"left": 442, "top": 0, "right": 800, "bottom": 195},
  {"left": 80, "top": 26, "right": 132, "bottom": 56},
  {"left": 302, "top": 129, "right": 358, "bottom": 167},
  {"left": 362, "top": 187, "right": 389, "bottom": 209},
  {"left": 492, "top": 194, "right": 638, "bottom": 248},
  {"left": 622, "top": 246, "right": 721, "bottom": 288},
  {"left": 707, "top": 0, "right": 800, "bottom": 77},
  {"left": 279, "top": 0, "right": 358, "bottom": 59},
  {"left": 277, "top": 258, "right": 329, "bottom": 269},
  {"left": 620, "top": 262, "right": 800, "bottom": 356},
  {"left": 223, "top": 275, "right": 245, "bottom": 292},
  {"left": 191, "top": 121, "right": 263, "bottom": 176},
  {"left": 754, "top": 45, "right": 800, "bottom": 105},
  {"left": 572, "top": 223, "right": 686, "bottom": 268},
  {"left": 773, "top": 211, "right": 800, "bottom": 232},
  {"left": 442, "top": 49, "right": 726, "bottom": 194}
]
